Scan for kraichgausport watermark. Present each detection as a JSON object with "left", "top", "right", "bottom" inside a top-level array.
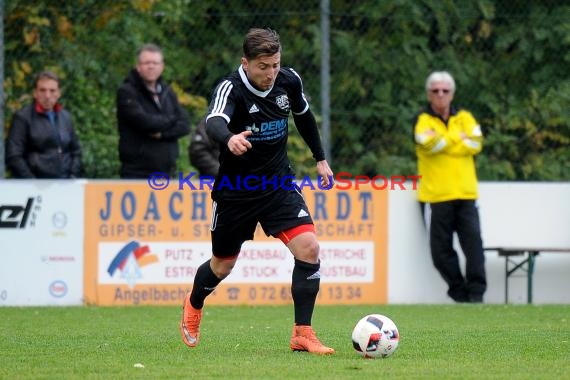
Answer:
[{"left": 147, "top": 172, "right": 421, "bottom": 191}]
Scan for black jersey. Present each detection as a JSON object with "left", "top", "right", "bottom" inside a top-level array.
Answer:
[{"left": 206, "top": 65, "right": 314, "bottom": 199}]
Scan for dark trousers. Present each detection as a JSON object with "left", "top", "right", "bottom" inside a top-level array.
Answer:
[{"left": 421, "top": 200, "right": 487, "bottom": 302}]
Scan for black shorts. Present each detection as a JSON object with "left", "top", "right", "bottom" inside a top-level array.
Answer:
[{"left": 209, "top": 187, "right": 313, "bottom": 257}]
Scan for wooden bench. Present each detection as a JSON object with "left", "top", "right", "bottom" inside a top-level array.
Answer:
[{"left": 484, "top": 247, "right": 570, "bottom": 304}]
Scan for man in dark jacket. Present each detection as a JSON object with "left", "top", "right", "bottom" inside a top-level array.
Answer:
[
  {"left": 189, "top": 117, "right": 220, "bottom": 177},
  {"left": 6, "top": 71, "right": 81, "bottom": 178},
  {"left": 117, "top": 43, "right": 190, "bottom": 178}
]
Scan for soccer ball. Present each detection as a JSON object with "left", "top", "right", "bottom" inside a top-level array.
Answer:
[{"left": 351, "top": 314, "right": 400, "bottom": 358}]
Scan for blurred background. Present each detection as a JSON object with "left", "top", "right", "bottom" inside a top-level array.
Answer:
[{"left": 2, "top": 0, "right": 569, "bottom": 179}]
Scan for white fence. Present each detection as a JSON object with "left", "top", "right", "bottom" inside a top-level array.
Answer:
[
  {"left": 1, "top": 180, "right": 569, "bottom": 305},
  {"left": 389, "top": 182, "right": 570, "bottom": 304}
]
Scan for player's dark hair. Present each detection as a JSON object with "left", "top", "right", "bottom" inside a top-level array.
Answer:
[
  {"left": 34, "top": 71, "right": 60, "bottom": 88},
  {"left": 243, "top": 28, "right": 281, "bottom": 60}
]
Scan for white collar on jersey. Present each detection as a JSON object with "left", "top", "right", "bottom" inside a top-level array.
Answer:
[{"left": 239, "top": 65, "right": 273, "bottom": 98}]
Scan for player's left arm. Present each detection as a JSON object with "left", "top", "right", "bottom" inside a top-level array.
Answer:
[
  {"left": 293, "top": 110, "right": 325, "bottom": 162},
  {"left": 293, "top": 110, "right": 334, "bottom": 187},
  {"left": 286, "top": 68, "right": 333, "bottom": 186},
  {"left": 316, "top": 159, "right": 334, "bottom": 188},
  {"left": 286, "top": 68, "right": 326, "bottom": 162}
]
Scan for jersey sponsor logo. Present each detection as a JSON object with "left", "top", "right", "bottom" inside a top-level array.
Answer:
[
  {"left": 275, "top": 94, "right": 289, "bottom": 110},
  {"left": 249, "top": 104, "right": 259, "bottom": 113},
  {"left": 246, "top": 118, "right": 288, "bottom": 141},
  {"left": 246, "top": 124, "right": 260, "bottom": 133},
  {"left": 260, "top": 119, "right": 287, "bottom": 132},
  {"left": 297, "top": 209, "right": 309, "bottom": 218}
]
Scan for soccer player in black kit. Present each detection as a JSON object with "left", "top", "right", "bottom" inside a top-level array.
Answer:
[{"left": 180, "top": 28, "right": 335, "bottom": 355}]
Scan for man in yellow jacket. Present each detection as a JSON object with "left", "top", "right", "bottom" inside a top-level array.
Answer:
[{"left": 414, "top": 71, "right": 486, "bottom": 303}]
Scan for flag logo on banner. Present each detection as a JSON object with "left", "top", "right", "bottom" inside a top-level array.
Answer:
[{"left": 107, "top": 241, "right": 159, "bottom": 288}]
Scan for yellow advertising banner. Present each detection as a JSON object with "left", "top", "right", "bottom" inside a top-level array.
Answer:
[{"left": 83, "top": 181, "right": 387, "bottom": 306}]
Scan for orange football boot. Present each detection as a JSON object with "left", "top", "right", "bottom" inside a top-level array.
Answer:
[
  {"left": 180, "top": 293, "right": 202, "bottom": 347},
  {"left": 290, "top": 325, "right": 335, "bottom": 355}
]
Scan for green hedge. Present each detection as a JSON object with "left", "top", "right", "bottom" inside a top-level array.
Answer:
[{"left": 3, "top": 0, "right": 569, "bottom": 179}]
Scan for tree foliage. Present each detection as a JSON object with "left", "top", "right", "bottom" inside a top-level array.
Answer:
[{"left": 3, "top": 0, "right": 569, "bottom": 179}]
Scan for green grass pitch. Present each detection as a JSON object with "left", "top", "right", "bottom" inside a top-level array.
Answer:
[{"left": 1, "top": 304, "right": 569, "bottom": 379}]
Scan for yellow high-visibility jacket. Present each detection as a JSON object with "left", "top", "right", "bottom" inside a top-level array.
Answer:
[{"left": 414, "top": 106, "right": 483, "bottom": 203}]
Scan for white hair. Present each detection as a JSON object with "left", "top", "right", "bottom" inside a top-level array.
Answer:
[{"left": 425, "top": 71, "right": 456, "bottom": 93}]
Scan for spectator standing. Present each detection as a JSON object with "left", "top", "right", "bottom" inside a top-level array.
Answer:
[
  {"left": 413, "top": 70, "right": 487, "bottom": 303},
  {"left": 189, "top": 117, "right": 220, "bottom": 177},
  {"left": 6, "top": 71, "right": 81, "bottom": 178},
  {"left": 116, "top": 43, "right": 190, "bottom": 179}
]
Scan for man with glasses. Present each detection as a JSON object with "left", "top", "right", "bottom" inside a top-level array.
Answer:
[
  {"left": 413, "top": 71, "right": 487, "bottom": 303},
  {"left": 116, "top": 43, "right": 190, "bottom": 179}
]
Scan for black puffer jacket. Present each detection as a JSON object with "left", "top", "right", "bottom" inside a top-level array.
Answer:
[
  {"left": 189, "top": 118, "right": 220, "bottom": 177},
  {"left": 6, "top": 102, "right": 81, "bottom": 178},
  {"left": 116, "top": 69, "right": 190, "bottom": 178}
]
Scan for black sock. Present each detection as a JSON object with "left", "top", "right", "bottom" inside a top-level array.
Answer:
[
  {"left": 291, "top": 259, "right": 320, "bottom": 325},
  {"left": 190, "top": 259, "right": 222, "bottom": 309}
]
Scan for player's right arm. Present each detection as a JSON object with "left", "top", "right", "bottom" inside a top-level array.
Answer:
[
  {"left": 205, "top": 79, "right": 251, "bottom": 156},
  {"left": 205, "top": 79, "right": 235, "bottom": 145}
]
